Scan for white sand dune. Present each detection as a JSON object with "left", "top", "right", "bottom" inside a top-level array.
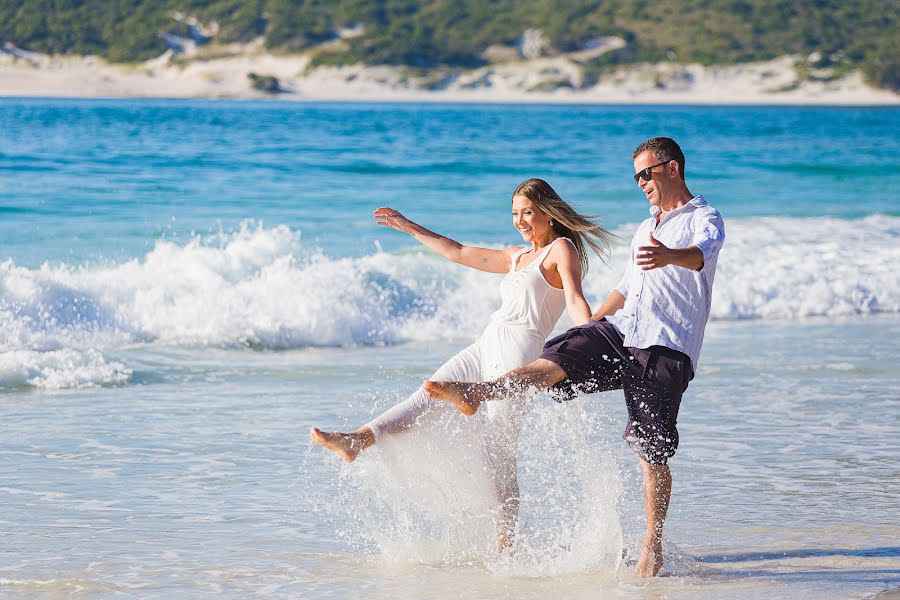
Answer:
[{"left": 1, "top": 44, "right": 896, "bottom": 105}]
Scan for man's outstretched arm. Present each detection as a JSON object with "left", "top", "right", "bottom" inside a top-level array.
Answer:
[
  {"left": 637, "top": 231, "right": 705, "bottom": 271},
  {"left": 591, "top": 290, "right": 626, "bottom": 321},
  {"left": 424, "top": 359, "right": 566, "bottom": 416}
]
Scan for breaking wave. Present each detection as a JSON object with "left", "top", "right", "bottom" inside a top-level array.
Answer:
[{"left": 1, "top": 215, "right": 897, "bottom": 388}]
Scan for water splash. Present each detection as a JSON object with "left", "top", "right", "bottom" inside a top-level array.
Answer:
[{"left": 306, "top": 394, "right": 624, "bottom": 576}]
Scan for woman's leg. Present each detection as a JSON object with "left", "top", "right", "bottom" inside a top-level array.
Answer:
[
  {"left": 483, "top": 398, "right": 527, "bottom": 551},
  {"left": 477, "top": 334, "right": 540, "bottom": 551},
  {"left": 311, "top": 343, "right": 482, "bottom": 462}
]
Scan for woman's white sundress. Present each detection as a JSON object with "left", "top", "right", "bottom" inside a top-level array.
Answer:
[{"left": 366, "top": 237, "right": 571, "bottom": 516}]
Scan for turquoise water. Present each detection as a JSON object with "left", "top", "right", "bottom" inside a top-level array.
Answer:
[
  {"left": 2, "top": 99, "right": 897, "bottom": 267},
  {"left": 0, "top": 99, "right": 898, "bottom": 598}
]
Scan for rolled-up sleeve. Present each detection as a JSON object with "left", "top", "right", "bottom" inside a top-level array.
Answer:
[{"left": 692, "top": 209, "right": 725, "bottom": 270}]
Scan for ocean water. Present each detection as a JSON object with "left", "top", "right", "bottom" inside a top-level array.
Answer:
[{"left": 0, "top": 98, "right": 898, "bottom": 598}]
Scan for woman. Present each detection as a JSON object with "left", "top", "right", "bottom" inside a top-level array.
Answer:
[{"left": 311, "top": 178, "right": 612, "bottom": 550}]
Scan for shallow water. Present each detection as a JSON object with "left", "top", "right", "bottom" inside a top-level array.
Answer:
[{"left": 1, "top": 316, "right": 898, "bottom": 598}]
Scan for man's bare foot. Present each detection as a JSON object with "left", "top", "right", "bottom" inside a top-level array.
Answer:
[
  {"left": 497, "top": 532, "right": 513, "bottom": 553},
  {"left": 423, "top": 380, "right": 481, "bottom": 415},
  {"left": 310, "top": 427, "right": 367, "bottom": 462},
  {"left": 635, "top": 538, "right": 663, "bottom": 577}
]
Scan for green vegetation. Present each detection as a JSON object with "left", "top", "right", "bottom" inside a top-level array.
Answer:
[
  {"left": 861, "top": 35, "right": 899, "bottom": 91},
  {"left": 0, "top": 0, "right": 897, "bottom": 90}
]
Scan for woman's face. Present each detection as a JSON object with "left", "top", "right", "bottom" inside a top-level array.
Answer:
[{"left": 512, "top": 194, "right": 551, "bottom": 243}]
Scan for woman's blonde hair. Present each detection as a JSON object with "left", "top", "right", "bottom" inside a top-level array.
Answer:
[{"left": 513, "top": 178, "right": 613, "bottom": 275}]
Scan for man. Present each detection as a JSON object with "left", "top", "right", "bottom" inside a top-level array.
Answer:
[{"left": 424, "top": 137, "right": 725, "bottom": 577}]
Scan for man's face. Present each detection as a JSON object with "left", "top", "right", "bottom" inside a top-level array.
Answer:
[{"left": 633, "top": 150, "right": 674, "bottom": 207}]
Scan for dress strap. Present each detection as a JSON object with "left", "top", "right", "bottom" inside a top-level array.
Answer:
[
  {"left": 533, "top": 237, "right": 576, "bottom": 276},
  {"left": 509, "top": 246, "right": 531, "bottom": 272},
  {"left": 512, "top": 237, "right": 574, "bottom": 272},
  {"left": 538, "top": 238, "right": 557, "bottom": 259},
  {"left": 536, "top": 236, "right": 572, "bottom": 262}
]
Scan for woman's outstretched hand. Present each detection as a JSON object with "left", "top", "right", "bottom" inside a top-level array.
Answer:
[
  {"left": 374, "top": 207, "right": 415, "bottom": 234},
  {"left": 374, "top": 206, "right": 505, "bottom": 273}
]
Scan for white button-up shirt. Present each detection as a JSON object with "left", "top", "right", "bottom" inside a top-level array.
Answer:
[{"left": 606, "top": 195, "right": 725, "bottom": 371}]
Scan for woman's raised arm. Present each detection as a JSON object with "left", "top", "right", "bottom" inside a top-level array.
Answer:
[{"left": 374, "top": 207, "right": 517, "bottom": 274}]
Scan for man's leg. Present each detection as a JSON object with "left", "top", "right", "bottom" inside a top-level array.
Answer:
[
  {"left": 637, "top": 459, "right": 671, "bottom": 577},
  {"left": 428, "top": 321, "right": 628, "bottom": 414},
  {"left": 424, "top": 358, "right": 566, "bottom": 415},
  {"left": 620, "top": 347, "right": 690, "bottom": 576}
]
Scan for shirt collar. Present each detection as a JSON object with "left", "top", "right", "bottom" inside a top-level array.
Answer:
[{"left": 649, "top": 194, "right": 706, "bottom": 218}]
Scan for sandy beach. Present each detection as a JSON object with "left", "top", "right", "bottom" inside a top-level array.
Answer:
[{"left": 1, "top": 43, "right": 897, "bottom": 105}]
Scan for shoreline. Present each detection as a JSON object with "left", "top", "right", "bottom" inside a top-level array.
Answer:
[
  {"left": 4, "top": 95, "right": 898, "bottom": 108},
  {"left": 1, "top": 50, "right": 897, "bottom": 106}
]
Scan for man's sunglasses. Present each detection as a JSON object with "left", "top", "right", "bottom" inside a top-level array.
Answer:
[{"left": 633, "top": 160, "right": 670, "bottom": 183}]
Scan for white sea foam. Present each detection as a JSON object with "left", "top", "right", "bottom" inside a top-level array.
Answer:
[
  {"left": 580, "top": 214, "right": 900, "bottom": 321},
  {"left": 0, "top": 349, "right": 131, "bottom": 389},
  {"left": 1, "top": 216, "right": 897, "bottom": 388}
]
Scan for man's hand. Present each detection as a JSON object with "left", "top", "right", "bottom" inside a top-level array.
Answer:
[
  {"left": 636, "top": 231, "right": 675, "bottom": 270},
  {"left": 636, "top": 232, "right": 705, "bottom": 271}
]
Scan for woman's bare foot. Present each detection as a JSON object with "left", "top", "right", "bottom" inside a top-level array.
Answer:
[
  {"left": 635, "top": 537, "right": 663, "bottom": 577},
  {"left": 309, "top": 427, "right": 372, "bottom": 462},
  {"left": 422, "top": 380, "right": 481, "bottom": 415}
]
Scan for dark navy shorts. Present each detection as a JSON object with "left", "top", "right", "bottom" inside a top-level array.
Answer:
[{"left": 539, "top": 319, "right": 693, "bottom": 465}]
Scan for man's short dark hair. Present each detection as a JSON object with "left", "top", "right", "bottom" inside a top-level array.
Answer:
[{"left": 632, "top": 137, "right": 686, "bottom": 180}]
